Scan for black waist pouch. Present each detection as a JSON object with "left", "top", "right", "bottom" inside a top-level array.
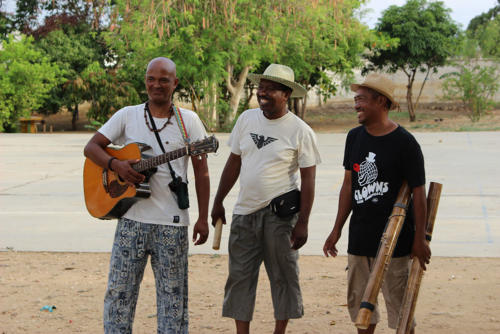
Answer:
[
  {"left": 269, "top": 189, "right": 300, "bottom": 218},
  {"left": 168, "top": 176, "right": 190, "bottom": 210}
]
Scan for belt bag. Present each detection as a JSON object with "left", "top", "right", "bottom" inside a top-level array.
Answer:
[{"left": 269, "top": 189, "right": 301, "bottom": 218}]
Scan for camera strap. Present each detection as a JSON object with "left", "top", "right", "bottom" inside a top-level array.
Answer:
[{"left": 145, "top": 102, "right": 177, "bottom": 181}]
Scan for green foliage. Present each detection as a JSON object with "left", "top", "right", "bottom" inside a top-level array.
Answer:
[
  {"left": 14, "top": 0, "right": 39, "bottom": 32},
  {"left": 466, "top": 0, "right": 499, "bottom": 34},
  {"left": 36, "top": 26, "right": 105, "bottom": 113},
  {"left": 277, "top": 0, "right": 394, "bottom": 118},
  {"left": 0, "top": 34, "right": 62, "bottom": 132},
  {"left": 0, "top": 8, "right": 14, "bottom": 40},
  {"left": 84, "top": 119, "right": 104, "bottom": 131},
  {"left": 441, "top": 60, "right": 500, "bottom": 122},
  {"left": 467, "top": 10, "right": 500, "bottom": 59},
  {"left": 108, "top": 0, "right": 376, "bottom": 128},
  {"left": 81, "top": 62, "right": 140, "bottom": 124},
  {"left": 365, "top": 0, "right": 460, "bottom": 121},
  {"left": 368, "top": 0, "right": 459, "bottom": 72},
  {"left": 25, "top": 0, "right": 119, "bottom": 128}
]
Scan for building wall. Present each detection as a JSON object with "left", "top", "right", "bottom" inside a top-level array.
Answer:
[{"left": 311, "top": 59, "right": 500, "bottom": 106}]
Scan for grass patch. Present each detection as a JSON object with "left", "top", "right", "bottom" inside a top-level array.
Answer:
[
  {"left": 408, "top": 123, "right": 440, "bottom": 130},
  {"left": 456, "top": 125, "right": 500, "bottom": 132}
]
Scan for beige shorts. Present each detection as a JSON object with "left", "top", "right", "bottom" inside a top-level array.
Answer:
[
  {"left": 222, "top": 207, "right": 303, "bottom": 321},
  {"left": 347, "top": 254, "right": 416, "bottom": 329}
]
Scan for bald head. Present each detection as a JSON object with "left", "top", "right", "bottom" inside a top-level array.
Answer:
[
  {"left": 146, "top": 57, "right": 176, "bottom": 75},
  {"left": 145, "top": 57, "right": 179, "bottom": 107}
]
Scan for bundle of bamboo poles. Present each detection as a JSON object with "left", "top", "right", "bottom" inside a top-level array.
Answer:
[{"left": 354, "top": 181, "right": 443, "bottom": 333}]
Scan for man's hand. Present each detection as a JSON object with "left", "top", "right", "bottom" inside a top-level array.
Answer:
[
  {"left": 210, "top": 202, "right": 226, "bottom": 227},
  {"left": 291, "top": 218, "right": 308, "bottom": 250},
  {"left": 323, "top": 229, "right": 341, "bottom": 258},
  {"left": 112, "top": 159, "right": 145, "bottom": 185},
  {"left": 192, "top": 219, "right": 209, "bottom": 245},
  {"left": 411, "top": 238, "right": 431, "bottom": 270}
]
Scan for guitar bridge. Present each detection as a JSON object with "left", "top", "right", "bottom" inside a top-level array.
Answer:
[{"left": 102, "top": 169, "right": 108, "bottom": 193}]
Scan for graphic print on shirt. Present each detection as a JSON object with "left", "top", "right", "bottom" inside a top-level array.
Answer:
[
  {"left": 250, "top": 133, "right": 277, "bottom": 149},
  {"left": 354, "top": 152, "right": 389, "bottom": 204}
]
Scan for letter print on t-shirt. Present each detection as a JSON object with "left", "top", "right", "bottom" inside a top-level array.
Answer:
[
  {"left": 250, "top": 133, "right": 277, "bottom": 149},
  {"left": 353, "top": 152, "right": 389, "bottom": 204}
]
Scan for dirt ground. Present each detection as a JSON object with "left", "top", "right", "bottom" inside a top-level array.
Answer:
[
  {"left": 1, "top": 252, "right": 499, "bottom": 334},
  {"left": 8, "top": 103, "right": 499, "bottom": 333}
]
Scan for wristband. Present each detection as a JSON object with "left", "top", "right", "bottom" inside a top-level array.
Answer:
[{"left": 107, "top": 157, "right": 117, "bottom": 171}]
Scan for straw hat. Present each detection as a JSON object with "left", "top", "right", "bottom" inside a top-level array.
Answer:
[
  {"left": 350, "top": 73, "right": 399, "bottom": 110},
  {"left": 248, "top": 64, "right": 307, "bottom": 98}
]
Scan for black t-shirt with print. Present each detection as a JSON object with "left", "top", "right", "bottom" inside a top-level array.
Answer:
[{"left": 343, "top": 125, "right": 425, "bottom": 257}]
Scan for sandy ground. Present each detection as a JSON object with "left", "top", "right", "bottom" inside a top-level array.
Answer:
[{"left": 1, "top": 252, "right": 499, "bottom": 334}]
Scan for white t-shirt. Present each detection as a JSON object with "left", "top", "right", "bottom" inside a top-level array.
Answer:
[
  {"left": 98, "top": 103, "right": 207, "bottom": 226},
  {"left": 229, "top": 108, "right": 321, "bottom": 215}
]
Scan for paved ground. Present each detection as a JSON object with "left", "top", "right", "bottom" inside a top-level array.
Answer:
[{"left": 0, "top": 131, "right": 499, "bottom": 257}]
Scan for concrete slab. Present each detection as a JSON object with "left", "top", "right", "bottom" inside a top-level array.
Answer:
[{"left": 0, "top": 131, "right": 499, "bottom": 257}]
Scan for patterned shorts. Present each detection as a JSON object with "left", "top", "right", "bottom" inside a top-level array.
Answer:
[{"left": 103, "top": 218, "right": 188, "bottom": 334}]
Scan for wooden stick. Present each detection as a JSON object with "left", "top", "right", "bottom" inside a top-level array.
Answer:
[
  {"left": 355, "top": 181, "right": 412, "bottom": 330},
  {"left": 212, "top": 218, "right": 223, "bottom": 250},
  {"left": 396, "top": 182, "right": 442, "bottom": 334}
]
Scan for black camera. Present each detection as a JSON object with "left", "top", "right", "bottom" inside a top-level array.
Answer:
[{"left": 168, "top": 176, "right": 190, "bottom": 210}]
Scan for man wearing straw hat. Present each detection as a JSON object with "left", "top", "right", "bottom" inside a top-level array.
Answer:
[
  {"left": 323, "top": 73, "right": 430, "bottom": 334},
  {"left": 211, "top": 64, "right": 321, "bottom": 334}
]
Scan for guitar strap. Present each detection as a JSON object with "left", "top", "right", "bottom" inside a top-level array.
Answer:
[{"left": 145, "top": 102, "right": 189, "bottom": 181}]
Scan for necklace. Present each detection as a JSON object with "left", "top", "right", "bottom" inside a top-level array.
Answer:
[{"left": 144, "top": 102, "right": 172, "bottom": 132}]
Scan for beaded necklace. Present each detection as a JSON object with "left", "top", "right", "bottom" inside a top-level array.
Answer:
[{"left": 143, "top": 102, "right": 172, "bottom": 132}]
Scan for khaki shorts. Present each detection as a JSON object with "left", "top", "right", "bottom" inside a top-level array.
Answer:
[
  {"left": 222, "top": 207, "right": 303, "bottom": 321},
  {"left": 347, "top": 254, "right": 416, "bottom": 329}
]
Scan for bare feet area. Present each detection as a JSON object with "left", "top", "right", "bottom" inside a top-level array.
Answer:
[{"left": 1, "top": 252, "right": 499, "bottom": 333}]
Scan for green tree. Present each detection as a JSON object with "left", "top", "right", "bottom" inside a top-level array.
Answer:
[
  {"left": 108, "top": 0, "right": 283, "bottom": 129},
  {"left": 277, "top": 0, "right": 394, "bottom": 119},
  {"left": 441, "top": 59, "right": 499, "bottom": 122},
  {"left": 81, "top": 62, "right": 140, "bottom": 124},
  {"left": 467, "top": 1, "right": 500, "bottom": 59},
  {"left": 0, "top": 1, "right": 14, "bottom": 40},
  {"left": 108, "top": 0, "right": 377, "bottom": 129},
  {"left": 0, "top": 34, "right": 62, "bottom": 132},
  {"left": 34, "top": 14, "right": 107, "bottom": 130},
  {"left": 365, "top": 0, "right": 459, "bottom": 121}
]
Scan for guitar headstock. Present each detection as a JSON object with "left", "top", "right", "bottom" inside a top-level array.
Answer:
[{"left": 188, "top": 135, "right": 219, "bottom": 156}]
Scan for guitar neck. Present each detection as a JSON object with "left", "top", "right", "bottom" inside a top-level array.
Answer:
[{"left": 133, "top": 147, "right": 188, "bottom": 172}]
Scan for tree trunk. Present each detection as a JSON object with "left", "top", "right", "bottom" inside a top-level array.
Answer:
[
  {"left": 300, "top": 94, "right": 308, "bottom": 120},
  {"left": 71, "top": 104, "right": 79, "bottom": 131},
  {"left": 202, "top": 80, "right": 218, "bottom": 130},
  {"left": 293, "top": 98, "right": 300, "bottom": 116},
  {"left": 406, "top": 70, "right": 417, "bottom": 122},
  {"left": 243, "top": 85, "right": 254, "bottom": 111},
  {"left": 225, "top": 64, "right": 250, "bottom": 127},
  {"left": 414, "top": 65, "right": 431, "bottom": 112}
]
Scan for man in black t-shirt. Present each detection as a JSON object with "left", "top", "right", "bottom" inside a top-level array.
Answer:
[{"left": 323, "top": 73, "right": 431, "bottom": 334}]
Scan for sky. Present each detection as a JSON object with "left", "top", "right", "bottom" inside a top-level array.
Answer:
[
  {"left": 361, "top": 0, "right": 499, "bottom": 29},
  {"left": 2, "top": 0, "right": 498, "bottom": 31}
]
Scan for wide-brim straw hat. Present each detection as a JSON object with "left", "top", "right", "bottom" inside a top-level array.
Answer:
[
  {"left": 248, "top": 64, "right": 307, "bottom": 98},
  {"left": 350, "top": 73, "right": 399, "bottom": 110}
]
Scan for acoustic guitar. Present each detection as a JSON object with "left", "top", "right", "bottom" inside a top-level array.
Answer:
[{"left": 83, "top": 135, "right": 218, "bottom": 219}]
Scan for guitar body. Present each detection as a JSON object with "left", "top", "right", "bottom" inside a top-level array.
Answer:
[
  {"left": 83, "top": 135, "right": 219, "bottom": 220},
  {"left": 83, "top": 143, "right": 154, "bottom": 220}
]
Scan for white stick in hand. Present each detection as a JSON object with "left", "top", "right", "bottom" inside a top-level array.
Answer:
[{"left": 212, "top": 218, "right": 223, "bottom": 250}]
